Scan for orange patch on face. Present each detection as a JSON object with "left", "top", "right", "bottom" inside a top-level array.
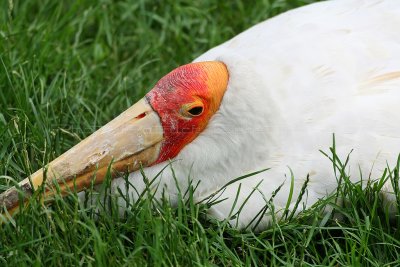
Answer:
[{"left": 146, "top": 61, "right": 229, "bottom": 164}]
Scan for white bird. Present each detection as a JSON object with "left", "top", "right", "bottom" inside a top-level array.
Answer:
[{"left": 1, "top": 0, "right": 399, "bottom": 230}]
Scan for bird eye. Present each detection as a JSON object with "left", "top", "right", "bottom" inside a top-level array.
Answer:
[
  {"left": 181, "top": 101, "right": 205, "bottom": 118},
  {"left": 187, "top": 106, "right": 203, "bottom": 116}
]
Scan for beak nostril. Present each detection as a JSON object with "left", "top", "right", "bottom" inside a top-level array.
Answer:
[{"left": 134, "top": 112, "right": 147, "bottom": 120}]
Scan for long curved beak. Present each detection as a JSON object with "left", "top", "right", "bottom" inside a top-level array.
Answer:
[{"left": 0, "top": 98, "right": 163, "bottom": 216}]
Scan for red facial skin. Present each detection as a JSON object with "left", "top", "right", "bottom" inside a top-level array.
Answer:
[{"left": 146, "top": 61, "right": 229, "bottom": 164}]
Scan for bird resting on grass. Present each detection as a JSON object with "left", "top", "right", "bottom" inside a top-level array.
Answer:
[{"left": 1, "top": 0, "right": 399, "bottom": 230}]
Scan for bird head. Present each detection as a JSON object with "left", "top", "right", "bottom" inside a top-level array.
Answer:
[
  {"left": 146, "top": 61, "right": 229, "bottom": 164},
  {"left": 0, "top": 61, "right": 230, "bottom": 215}
]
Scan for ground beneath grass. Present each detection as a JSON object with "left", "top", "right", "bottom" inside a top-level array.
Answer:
[{"left": 1, "top": 0, "right": 400, "bottom": 266}]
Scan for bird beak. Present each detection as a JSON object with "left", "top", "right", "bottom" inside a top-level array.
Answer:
[{"left": 0, "top": 98, "right": 163, "bottom": 216}]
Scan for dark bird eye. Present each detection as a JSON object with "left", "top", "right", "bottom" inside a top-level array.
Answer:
[{"left": 187, "top": 106, "right": 203, "bottom": 116}]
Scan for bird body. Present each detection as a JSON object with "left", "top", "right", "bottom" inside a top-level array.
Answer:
[
  {"left": 113, "top": 0, "right": 400, "bottom": 228},
  {"left": 1, "top": 0, "right": 399, "bottom": 230}
]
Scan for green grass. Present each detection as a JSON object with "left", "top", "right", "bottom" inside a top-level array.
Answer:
[{"left": 1, "top": 0, "right": 400, "bottom": 266}]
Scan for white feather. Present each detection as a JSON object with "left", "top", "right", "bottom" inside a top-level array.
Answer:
[{"left": 105, "top": 0, "right": 400, "bottom": 229}]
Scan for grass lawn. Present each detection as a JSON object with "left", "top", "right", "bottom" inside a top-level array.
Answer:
[{"left": 1, "top": 0, "right": 400, "bottom": 265}]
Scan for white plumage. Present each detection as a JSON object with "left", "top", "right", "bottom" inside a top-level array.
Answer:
[{"left": 104, "top": 0, "right": 400, "bottom": 229}]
